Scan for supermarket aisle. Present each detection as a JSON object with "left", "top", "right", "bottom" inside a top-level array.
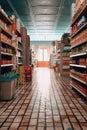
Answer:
[{"left": 0, "top": 68, "right": 87, "bottom": 130}]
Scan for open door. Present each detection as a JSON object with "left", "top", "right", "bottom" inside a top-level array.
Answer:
[{"left": 37, "top": 46, "right": 50, "bottom": 67}]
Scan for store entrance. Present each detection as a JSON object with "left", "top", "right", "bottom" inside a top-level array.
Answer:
[{"left": 37, "top": 46, "right": 50, "bottom": 67}]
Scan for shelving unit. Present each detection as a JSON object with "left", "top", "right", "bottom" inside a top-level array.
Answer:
[
  {"left": 0, "top": 9, "right": 18, "bottom": 100},
  {"left": 16, "top": 38, "right": 23, "bottom": 65},
  {"left": 52, "top": 38, "right": 70, "bottom": 75},
  {"left": 51, "top": 41, "right": 61, "bottom": 72},
  {"left": 70, "top": 1, "right": 87, "bottom": 98},
  {"left": 56, "top": 41, "right": 61, "bottom": 73},
  {"left": 61, "top": 45, "right": 70, "bottom": 75},
  {"left": 13, "top": 29, "right": 23, "bottom": 85},
  {"left": 59, "top": 33, "right": 71, "bottom": 76}
]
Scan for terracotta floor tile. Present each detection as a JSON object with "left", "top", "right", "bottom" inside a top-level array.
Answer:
[
  {"left": 10, "top": 122, "right": 19, "bottom": 129},
  {"left": 80, "top": 122, "right": 87, "bottom": 130},
  {"left": 19, "top": 126, "right": 27, "bottom": 130},
  {"left": 20, "top": 122, "right": 29, "bottom": 126},
  {"left": 0, "top": 68, "right": 87, "bottom": 130},
  {"left": 55, "top": 127, "right": 63, "bottom": 130},
  {"left": 3, "top": 122, "right": 11, "bottom": 127},
  {"left": 37, "top": 127, "right": 44, "bottom": 130},
  {"left": 28, "top": 126, "right": 36, "bottom": 130},
  {"left": 14, "top": 116, "right": 22, "bottom": 122},
  {"left": 0, "top": 127, "right": 9, "bottom": 130},
  {"left": 46, "top": 127, "right": 54, "bottom": 130}
]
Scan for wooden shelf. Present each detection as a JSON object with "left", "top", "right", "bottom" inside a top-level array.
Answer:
[
  {"left": 0, "top": 10, "right": 12, "bottom": 24},
  {"left": 70, "top": 83, "right": 87, "bottom": 98},
  {"left": 70, "top": 64, "right": 86, "bottom": 68},
  {"left": 71, "top": 38, "right": 87, "bottom": 49},
  {"left": 70, "top": 2, "right": 87, "bottom": 99},
  {"left": 1, "top": 40, "right": 16, "bottom": 50},
  {"left": 70, "top": 52, "right": 87, "bottom": 58},
  {"left": 0, "top": 25, "right": 12, "bottom": 38},
  {"left": 1, "top": 52, "right": 13, "bottom": 56},
  {"left": 71, "top": 3, "right": 87, "bottom": 26},
  {"left": 70, "top": 74, "right": 87, "bottom": 85},
  {"left": 71, "top": 23, "right": 87, "bottom": 38},
  {"left": 1, "top": 64, "right": 14, "bottom": 67}
]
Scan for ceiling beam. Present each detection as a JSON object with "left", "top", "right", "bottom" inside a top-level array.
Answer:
[
  {"left": 54, "top": 0, "right": 65, "bottom": 31},
  {"left": 26, "top": 0, "right": 39, "bottom": 40}
]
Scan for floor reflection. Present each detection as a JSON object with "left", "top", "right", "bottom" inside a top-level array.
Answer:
[{"left": 36, "top": 68, "right": 50, "bottom": 99}]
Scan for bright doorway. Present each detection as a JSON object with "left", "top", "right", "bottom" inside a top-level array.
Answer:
[{"left": 37, "top": 45, "right": 50, "bottom": 67}]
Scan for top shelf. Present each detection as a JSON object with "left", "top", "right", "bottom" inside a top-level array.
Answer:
[
  {"left": 0, "top": 10, "right": 12, "bottom": 24},
  {"left": 71, "top": 3, "right": 87, "bottom": 26}
]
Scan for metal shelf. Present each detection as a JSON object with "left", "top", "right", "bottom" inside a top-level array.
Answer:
[
  {"left": 70, "top": 74, "right": 87, "bottom": 85},
  {"left": 1, "top": 64, "right": 14, "bottom": 67},
  {"left": 70, "top": 83, "right": 87, "bottom": 98},
  {"left": 0, "top": 10, "right": 12, "bottom": 24},
  {"left": 0, "top": 25, "right": 12, "bottom": 38},
  {"left": 70, "top": 52, "right": 87, "bottom": 58},
  {"left": 71, "top": 38, "right": 87, "bottom": 49},
  {"left": 1, "top": 52, "right": 13, "bottom": 56},
  {"left": 1, "top": 40, "right": 16, "bottom": 50},
  {"left": 70, "top": 64, "right": 86, "bottom": 68}
]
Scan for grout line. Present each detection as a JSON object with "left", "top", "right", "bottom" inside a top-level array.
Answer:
[
  {"left": 55, "top": 72, "right": 84, "bottom": 130},
  {"left": 50, "top": 70, "right": 64, "bottom": 130}
]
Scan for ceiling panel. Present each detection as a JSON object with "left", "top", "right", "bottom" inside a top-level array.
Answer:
[
  {"left": 35, "top": 22, "right": 55, "bottom": 26},
  {"left": 32, "top": 7, "right": 58, "bottom": 15},
  {"left": 0, "top": 0, "right": 75, "bottom": 41},
  {"left": 31, "top": 0, "right": 60, "bottom": 6},
  {"left": 35, "top": 15, "right": 56, "bottom": 21}
]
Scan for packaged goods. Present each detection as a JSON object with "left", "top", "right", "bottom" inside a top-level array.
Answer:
[
  {"left": 71, "top": 30, "right": 87, "bottom": 46},
  {"left": 78, "top": 16, "right": 86, "bottom": 29}
]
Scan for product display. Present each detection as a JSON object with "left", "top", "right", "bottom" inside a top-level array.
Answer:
[
  {"left": 70, "top": 1, "right": 87, "bottom": 98},
  {"left": 60, "top": 33, "right": 71, "bottom": 75},
  {"left": 0, "top": 7, "right": 18, "bottom": 100}
]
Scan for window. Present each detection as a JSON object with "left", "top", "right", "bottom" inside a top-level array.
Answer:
[{"left": 38, "top": 48, "right": 49, "bottom": 61}]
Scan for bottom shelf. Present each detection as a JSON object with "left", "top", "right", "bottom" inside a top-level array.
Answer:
[{"left": 70, "top": 82, "right": 87, "bottom": 98}]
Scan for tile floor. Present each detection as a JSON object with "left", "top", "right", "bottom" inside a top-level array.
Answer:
[{"left": 0, "top": 68, "right": 87, "bottom": 130}]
